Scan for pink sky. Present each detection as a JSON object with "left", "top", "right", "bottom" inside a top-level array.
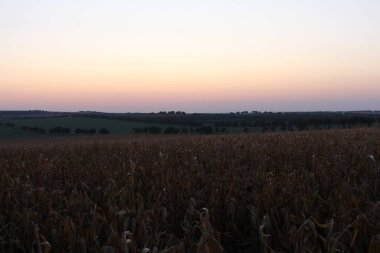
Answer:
[{"left": 1, "top": 1, "right": 380, "bottom": 112}]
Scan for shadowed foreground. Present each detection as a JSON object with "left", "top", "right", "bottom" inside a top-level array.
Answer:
[{"left": 1, "top": 129, "right": 380, "bottom": 252}]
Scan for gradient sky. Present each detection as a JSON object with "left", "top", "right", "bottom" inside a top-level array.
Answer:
[{"left": 1, "top": 0, "right": 380, "bottom": 112}]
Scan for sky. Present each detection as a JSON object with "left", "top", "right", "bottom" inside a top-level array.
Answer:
[{"left": 1, "top": 0, "right": 380, "bottom": 112}]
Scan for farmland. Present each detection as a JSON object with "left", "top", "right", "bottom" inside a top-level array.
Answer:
[
  {"left": 0, "top": 125, "right": 37, "bottom": 140},
  {"left": 1, "top": 129, "right": 380, "bottom": 252},
  {"left": 1, "top": 111, "right": 380, "bottom": 141}
]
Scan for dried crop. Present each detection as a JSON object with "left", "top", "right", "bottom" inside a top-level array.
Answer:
[{"left": 1, "top": 129, "right": 380, "bottom": 252}]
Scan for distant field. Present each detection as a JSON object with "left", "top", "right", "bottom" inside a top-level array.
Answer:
[
  {"left": 0, "top": 125, "right": 37, "bottom": 140},
  {"left": 0, "top": 117, "right": 176, "bottom": 140},
  {"left": 0, "top": 117, "right": 253, "bottom": 140},
  {"left": 1, "top": 114, "right": 378, "bottom": 140}
]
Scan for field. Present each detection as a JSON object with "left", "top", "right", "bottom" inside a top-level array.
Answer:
[
  {"left": 0, "top": 117, "right": 268, "bottom": 140},
  {"left": 0, "top": 125, "right": 37, "bottom": 140},
  {"left": 1, "top": 129, "right": 380, "bottom": 252},
  {"left": 2, "top": 111, "right": 379, "bottom": 140}
]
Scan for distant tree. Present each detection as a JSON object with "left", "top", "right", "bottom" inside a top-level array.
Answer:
[
  {"left": 21, "top": 126, "right": 46, "bottom": 134},
  {"left": 164, "top": 127, "right": 180, "bottom": 134},
  {"left": 195, "top": 126, "right": 214, "bottom": 135},
  {"left": 243, "top": 127, "right": 250, "bottom": 133},
  {"left": 74, "top": 128, "right": 97, "bottom": 134},
  {"left": 5, "top": 123, "right": 15, "bottom": 128},
  {"left": 132, "top": 126, "right": 162, "bottom": 134},
  {"left": 49, "top": 127, "right": 71, "bottom": 134},
  {"left": 20, "top": 125, "right": 46, "bottom": 134},
  {"left": 132, "top": 128, "right": 142, "bottom": 134},
  {"left": 148, "top": 126, "right": 162, "bottom": 134},
  {"left": 99, "top": 128, "right": 110, "bottom": 135},
  {"left": 31, "top": 127, "right": 44, "bottom": 134}
]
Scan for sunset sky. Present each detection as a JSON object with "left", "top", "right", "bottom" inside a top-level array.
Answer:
[{"left": 1, "top": 0, "right": 380, "bottom": 112}]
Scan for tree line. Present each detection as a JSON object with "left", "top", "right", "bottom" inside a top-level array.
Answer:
[
  {"left": 48, "top": 127, "right": 110, "bottom": 135},
  {"left": 132, "top": 126, "right": 227, "bottom": 135},
  {"left": 0, "top": 122, "right": 111, "bottom": 135}
]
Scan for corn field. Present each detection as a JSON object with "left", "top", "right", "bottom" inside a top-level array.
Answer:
[{"left": 1, "top": 129, "right": 380, "bottom": 253}]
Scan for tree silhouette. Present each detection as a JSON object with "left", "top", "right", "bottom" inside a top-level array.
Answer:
[{"left": 99, "top": 128, "right": 110, "bottom": 134}]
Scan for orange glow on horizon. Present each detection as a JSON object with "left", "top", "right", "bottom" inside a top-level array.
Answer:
[{"left": 1, "top": 1, "right": 380, "bottom": 111}]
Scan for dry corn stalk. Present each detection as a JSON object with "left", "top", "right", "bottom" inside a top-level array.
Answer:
[{"left": 0, "top": 129, "right": 379, "bottom": 252}]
